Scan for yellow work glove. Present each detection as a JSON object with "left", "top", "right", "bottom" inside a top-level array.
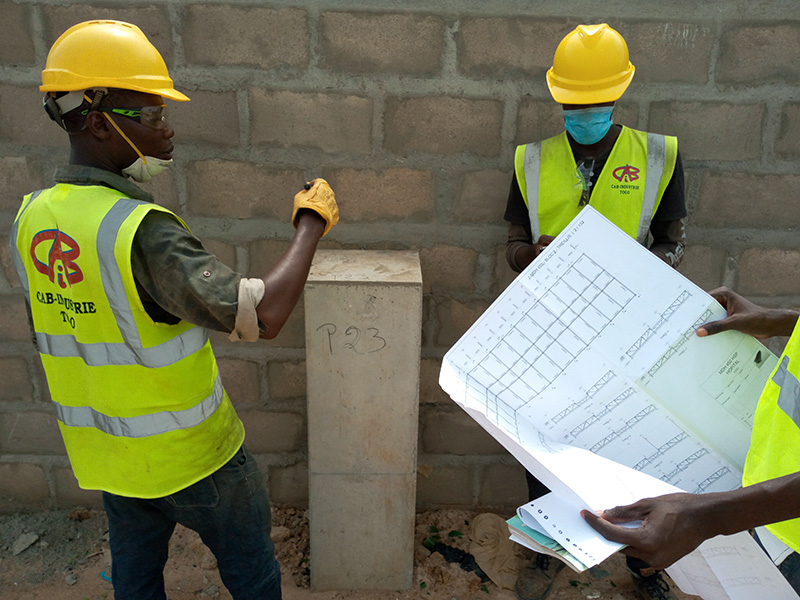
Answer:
[{"left": 292, "top": 178, "right": 339, "bottom": 236}]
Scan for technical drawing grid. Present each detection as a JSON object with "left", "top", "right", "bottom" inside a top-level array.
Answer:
[{"left": 464, "top": 254, "right": 636, "bottom": 438}]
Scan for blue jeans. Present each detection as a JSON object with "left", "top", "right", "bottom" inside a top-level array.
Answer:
[
  {"left": 780, "top": 551, "right": 800, "bottom": 594},
  {"left": 102, "top": 445, "right": 281, "bottom": 600}
]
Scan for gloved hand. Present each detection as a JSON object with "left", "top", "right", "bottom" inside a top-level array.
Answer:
[{"left": 292, "top": 178, "right": 338, "bottom": 236}]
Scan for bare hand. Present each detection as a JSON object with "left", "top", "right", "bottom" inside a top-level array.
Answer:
[
  {"left": 534, "top": 235, "right": 556, "bottom": 257},
  {"left": 696, "top": 286, "right": 798, "bottom": 339},
  {"left": 581, "top": 493, "right": 714, "bottom": 569}
]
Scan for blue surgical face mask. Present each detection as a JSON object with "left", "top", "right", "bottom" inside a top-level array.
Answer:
[{"left": 563, "top": 106, "right": 615, "bottom": 145}]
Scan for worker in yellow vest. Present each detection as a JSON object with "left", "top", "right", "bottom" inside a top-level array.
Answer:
[
  {"left": 10, "top": 20, "right": 338, "bottom": 600},
  {"left": 503, "top": 24, "right": 686, "bottom": 600},
  {"left": 584, "top": 286, "right": 800, "bottom": 594}
]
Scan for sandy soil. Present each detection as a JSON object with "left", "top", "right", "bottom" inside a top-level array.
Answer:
[{"left": 0, "top": 507, "right": 698, "bottom": 600}]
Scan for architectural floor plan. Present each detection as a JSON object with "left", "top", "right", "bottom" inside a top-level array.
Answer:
[{"left": 440, "top": 207, "right": 797, "bottom": 599}]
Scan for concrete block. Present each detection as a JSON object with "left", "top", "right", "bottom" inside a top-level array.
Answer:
[
  {"left": 305, "top": 251, "right": 422, "bottom": 474},
  {"left": 384, "top": 96, "right": 503, "bottom": 157},
  {"left": 168, "top": 90, "right": 240, "bottom": 146},
  {"left": 677, "top": 246, "right": 726, "bottom": 292},
  {"left": 325, "top": 169, "right": 434, "bottom": 222},
  {"left": 776, "top": 103, "right": 800, "bottom": 158},
  {"left": 435, "top": 298, "right": 491, "bottom": 346},
  {"left": 0, "top": 357, "right": 33, "bottom": 402},
  {"left": 419, "top": 245, "right": 477, "bottom": 293},
  {"left": 515, "top": 99, "right": 564, "bottom": 145},
  {"left": 268, "top": 360, "right": 306, "bottom": 400},
  {"left": 308, "top": 473, "right": 415, "bottom": 590},
  {"left": 250, "top": 89, "right": 373, "bottom": 153},
  {"left": 0, "top": 410, "right": 65, "bottom": 455},
  {"left": 200, "top": 238, "right": 237, "bottom": 271},
  {"left": 249, "top": 239, "right": 294, "bottom": 277},
  {"left": 649, "top": 101, "right": 764, "bottom": 161},
  {"left": 493, "top": 244, "right": 517, "bottom": 296},
  {"left": 305, "top": 251, "right": 421, "bottom": 590},
  {"left": 146, "top": 168, "right": 180, "bottom": 214},
  {"left": 478, "top": 463, "right": 527, "bottom": 509},
  {"left": 419, "top": 357, "right": 451, "bottom": 405},
  {"left": 738, "top": 249, "right": 800, "bottom": 297},
  {"left": 0, "top": 295, "right": 32, "bottom": 342},
  {"left": 186, "top": 160, "right": 302, "bottom": 218},
  {"left": 455, "top": 169, "right": 512, "bottom": 225},
  {"left": 0, "top": 233, "right": 21, "bottom": 288},
  {"left": 717, "top": 25, "right": 800, "bottom": 85},
  {"left": 0, "top": 463, "right": 49, "bottom": 513},
  {"left": 238, "top": 411, "right": 304, "bottom": 454},
  {"left": 421, "top": 407, "right": 507, "bottom": 455},
  {"left": 268, "top": 462, "right": 309, "bottom": 507},
  {"left": 0, "top": 85, "right": 68, "bottom": 148},
  {"left": 457, "top": 18, "right": 571, "bottom": 78},
  {"left": 53, "top": 466, "right": 104, "bottom": 509},
  {"left": 218, "top": 358, "right": 261, "bottom": 406},
  {"left": 615, "top": 21, "right": 713, "bottom": 83},
  {"left": 185, "top": 6, "right": 308, "bottom": 69},
  {"left": 0, "top": 3, "right": 35, "bottom": 65},
  {"left": 612, "top": 103, "right": 641, "bottom": 130},
  {"left": 321, "top": 12, "right": 444, "bottom": 75},
  {"left": 696, "top": 172, "right": 800, "bottom": 229},
  {"left": 416, "top": 464, "right": 473, "bottom": 507}
]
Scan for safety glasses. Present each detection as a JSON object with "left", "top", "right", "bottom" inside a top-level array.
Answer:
[
  {"left": 82, "top": 105, "right": 168, "bottom": 130},
  {"left": 574, "top": 158, "right": 596, "bottom": 207}
]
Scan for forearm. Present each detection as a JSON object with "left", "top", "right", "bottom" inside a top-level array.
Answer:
[
  {"left": 256, "top": 210, "right": 325, "bottom": 339},
  {"left": 506, "top": 221, "right": 535, "bottom": 272},
  {"left": 760, "top": 308, "right": 800, "bottom": 337},
  {"left": 649, "top": 241, "right": 685, "bottom": 268},
  {"left": 649, "top": 218, "right": 686, "bottom": 269},
  {"left": 506, "top": 241, "right": 536, "bottom": 273},
  {"left": 695, "top": 472, "right": 800, "bottom": 537}
]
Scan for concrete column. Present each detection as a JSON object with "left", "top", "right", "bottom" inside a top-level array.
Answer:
[{"left": 304, "top": 250, "right": 422, "bottom": 591}]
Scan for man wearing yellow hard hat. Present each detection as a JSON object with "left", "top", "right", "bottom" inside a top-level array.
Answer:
[
  {"left": 11, "top": 19, "right": 338, "bottom": 600},
  {"left": 503, "top": 24, "right": 686, "bottom": 600}
]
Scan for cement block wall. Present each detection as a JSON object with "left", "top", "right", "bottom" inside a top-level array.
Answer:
[{"left": 1, "top": 0, "right": 799, "bottom": 514}]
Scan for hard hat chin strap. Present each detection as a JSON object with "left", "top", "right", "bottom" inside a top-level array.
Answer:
[{"left": 102, "top": 111, "right": 146, "bottom": 163}]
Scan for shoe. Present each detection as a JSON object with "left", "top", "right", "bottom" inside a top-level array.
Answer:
[
  {"left": 630, "top": 566, "right": 679, "bottom": 600},
  {"left": 514, "top": 554, "right": 565, "bottom": 600}
]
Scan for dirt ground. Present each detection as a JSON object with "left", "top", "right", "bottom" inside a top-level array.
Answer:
[{"left": 0, "top": 507, "right": 699, "bottom": 600}]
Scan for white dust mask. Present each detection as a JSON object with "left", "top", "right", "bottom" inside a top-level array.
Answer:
[{"left": 122, "top": 156, "right": 172, "bottom": 183}]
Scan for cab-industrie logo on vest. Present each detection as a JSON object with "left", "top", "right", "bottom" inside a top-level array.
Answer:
[
  {"left": 611, "top": 164, "right": 640, "bottom": 193},
  {"left": 30, "top": 228, "right": 96, "bottom": 327}
]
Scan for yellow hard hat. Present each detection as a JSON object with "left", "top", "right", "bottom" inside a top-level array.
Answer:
[
  {"left": 546, "top": 24, "right": 635, "bottom": 105},
  {"left": 41, "top": 20, "right": 189, "bottom": 101}
]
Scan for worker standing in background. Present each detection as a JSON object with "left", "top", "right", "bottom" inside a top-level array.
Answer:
[
  {"left": 503, "top": 23, "right": 686, "bottom": 600},
  {"left": 10, "top": 20, "right": 338, "bottom": 600}
]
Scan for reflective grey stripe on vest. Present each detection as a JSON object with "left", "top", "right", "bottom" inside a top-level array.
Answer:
[
  {"left": 774, "top": 356, "right": 800, "bottom": 428},
  {"left": 523, "top": 142, "right": 542, "bottom": 242},
  {"left": 17, "top": 196, "right": 208, "bottom": 367},
  {"left": 9, "top": 190, "right": 44, "bottom": 297},
  {"left": 54, "top": 372, "right": 225, "bottom": 438},
  {"left": 35, "top": 326, "right": 209, "bottom": 368},
  {"left": 637, "top": 133, "right": 667, "bottom": 245}
]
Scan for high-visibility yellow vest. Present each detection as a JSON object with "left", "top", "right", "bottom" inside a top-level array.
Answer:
[
  {"left": 10, "top": 183, "right": 244, "bottom": 498},
  {"left": 743, "top": 319, "right": 800, "bottom": 551},
  {"left": 514, "top": 127, "right": 678, "bottom": 243}
]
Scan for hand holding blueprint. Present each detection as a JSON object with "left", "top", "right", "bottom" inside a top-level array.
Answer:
[{"left": 439, "top": 206, "right": 798, "bottom": 599}]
